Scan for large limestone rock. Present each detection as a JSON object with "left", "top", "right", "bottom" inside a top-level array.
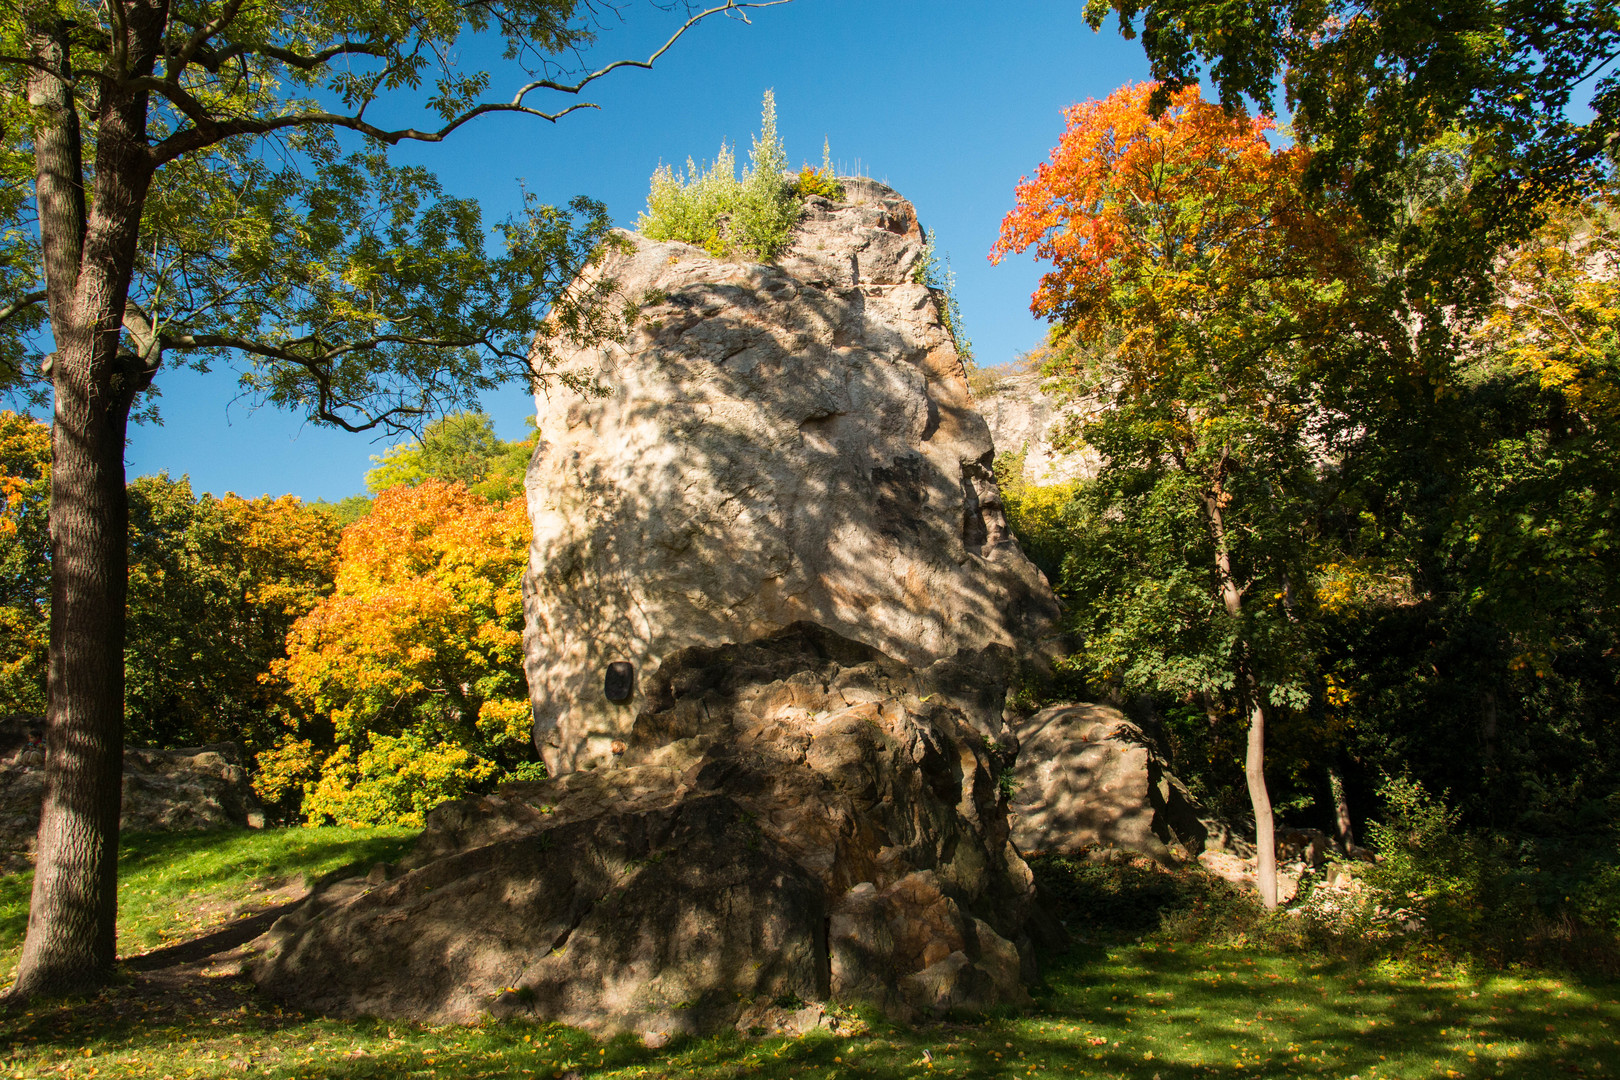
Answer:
[
  {"left": 973, "top": 371, "right": 1103, "bottom": 487},
  {"left": 254, "top": 625, "right": 1056, "bottom": 1037},
  {"left": 0, "top": 716, "right": 264, "bottom": 867},
  {"left": 1007, "top": 703, "right": 1205, "bottom": 860},
  {"left": 522, "top": 179, "right": 1062, "bottom": 774}
]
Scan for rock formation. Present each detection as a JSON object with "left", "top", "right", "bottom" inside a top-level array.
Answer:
[
  {"left": 973, "top": 370, "right": 1102, "bottom": 487},
  {"left": 1007, "top": 703, "right": 1205, "bottom": 860},
  {"left": 254, "top": 625, "right": 1057, "bottom": 1037},
  {"left": 254, "top": 180, "right": 1066, "bottom": 1035},
  {"left": 0, "top": 716, "right": 264, "bottom": 868},
  {"left": 521, "top": 178, "right": 1062, "bottom": 774}
]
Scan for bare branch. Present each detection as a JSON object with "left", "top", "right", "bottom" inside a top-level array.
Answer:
[
  {"left": 504, "top": 0, "right": 793, "bottom": 100},
  {"left": 161, "top": 329, "right": 491, "bottom": 363},
  {"left": 147, "top": 0, "right": 791, "bottom": 162}
]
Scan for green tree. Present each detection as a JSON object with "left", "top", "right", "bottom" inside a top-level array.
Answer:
[
  {"left": 0, "top": 0, "right": 779, "bottom": 998},
  {"left": 364, "top": 410, "right": 536, "bottom": 501},
  {"left": 125, "top": 475, "right": 340, "bottom": 753},
  {"left": 1318, "top": 196, "right": 1620, "bottom": 838},
  {"left": 994, "top": 82, "right": 1375, "bottom": 908}
]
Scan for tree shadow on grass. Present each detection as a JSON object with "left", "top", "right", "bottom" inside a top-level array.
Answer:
[{"left": 2, "top": 827, "right": 419, "bottom": 984}]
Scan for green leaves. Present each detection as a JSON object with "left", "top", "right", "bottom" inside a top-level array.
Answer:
[
  {"left": 364, "top": 410, "right": 534, "bottom": 500},
  {"left": 131, "top": 140, "right": 617, "bottom": 432},
  {"left": 123, "top": 474, "right": 341, "bottom": 751},
  {"left": 637, "top": 90, "right": 805, "bottom": 262}
]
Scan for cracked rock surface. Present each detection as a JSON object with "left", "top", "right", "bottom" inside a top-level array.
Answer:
[
  {"left": 521, "top": 179, "right": 1062, "bottom": 774},
  {"left": 252, "top": 625, "right": 1061, "bottom": 1037}
]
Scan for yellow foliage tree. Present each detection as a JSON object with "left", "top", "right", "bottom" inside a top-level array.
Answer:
[{"left": 267, "top": 481, "right": 538, "bottom": 826}]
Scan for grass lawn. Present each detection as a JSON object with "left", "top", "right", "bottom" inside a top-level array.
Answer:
[
  {"left": 2, "top": 829, "right": 1617, "bottom": 1079},
  {"left": 0, "top": 826, "right": 417, "bottom": 985}
]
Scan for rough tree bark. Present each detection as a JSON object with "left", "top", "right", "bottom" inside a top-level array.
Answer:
[{"left": 9, "top": 3, "right": 161, "bottom": 998}]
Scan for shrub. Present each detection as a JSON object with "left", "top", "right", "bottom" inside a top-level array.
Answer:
[
  {"left": 300, "top": 730, "right": 497, "bottom": 828},
  {"left": 641, "top": 143, "right": 741, "bottom": 258},
  {"left": 637, "top": 91, "right": 805, "bottom": 262},
  {"left": 1001, "top": 478, "right": 1079, "bottom": 584},
  {"left": 792, "top": 139, "right": 845, "bottom": 201},
  {"left": 1361, "top": 776, "right": 1620, "bottom": 970},
  {"left": 913, "top": 229, "right": 974, "bottom": 365}
]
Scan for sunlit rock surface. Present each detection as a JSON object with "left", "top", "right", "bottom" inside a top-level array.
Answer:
[
  {"left": 520, "top": 179, "right": 1061, "bottom": 774},
  {"left": 1007, "top": 703, "right": 1206, "bottom": 860}
]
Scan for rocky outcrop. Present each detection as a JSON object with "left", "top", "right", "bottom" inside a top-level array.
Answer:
[
  {"left": 521, "top": 178, "right": 1062, "bottom": 774},
  {"left": 253, "top": 625, "right": 1057, "bottom": 1037},
  {"left": 1007, "top": 703, "right": 1205, "bottom": 860},
  {"left": 973, "top": 371, "right": 1101, "bottom": 486},
  {"left": 0, "top": 716, "right": 264, "bottom": 867}
]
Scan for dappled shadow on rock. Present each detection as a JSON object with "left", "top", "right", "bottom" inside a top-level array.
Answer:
[
  {"left": 521, "top": 179, "right": 1062, "bottom": 776},
  {"left": 252, "top": 625, "right": 1061, "bottom": 1039},
  {"left": 1009, "top": 703, "right": 1207, "bottom": 863}
]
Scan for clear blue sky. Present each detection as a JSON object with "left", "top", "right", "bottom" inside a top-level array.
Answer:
[{"left": 118, "top": 0, "right": 1153, "bottom": 501}]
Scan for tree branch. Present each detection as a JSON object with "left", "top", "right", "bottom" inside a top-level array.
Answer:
[
  {"left": 148, "top": 0, "right": 790, "bottom": 162},
  {"left": 168, "top": 0, "right": 250, "bottom": 76},
  {"left": 0, "top": 291, "right": 47, "bottom": 326}
]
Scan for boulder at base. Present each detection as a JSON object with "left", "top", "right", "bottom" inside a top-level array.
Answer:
[
  {"left": 0, "top": 716, "right": 264, "bottom": 867},
  {"left": 253, "top": 625, "right": 1056, "bottom": 1038},
  {"left": 522, "top": 178, "right": 1062, "bottom": 774},
  {"left": 1008, "top": 703, "right": 1206, "bottom": 860}
]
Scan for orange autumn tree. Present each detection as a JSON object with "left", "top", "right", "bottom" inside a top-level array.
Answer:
[
  {"left": 264, "top": 481, "right": 540, "bottom": 826},
  {"left": 0, "top": 411, "right": 51, "bottom": 714},
  {"left": 994, "top": 83, "right": 1373, "bottom": 908}
]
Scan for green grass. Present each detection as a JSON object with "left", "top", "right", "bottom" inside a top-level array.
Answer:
[
  {"left": 1, "top": 831, "right": 1617, "bottom": 1079},
  {"left": 0, "top": 826, "right": 417, "bottom": 983}
]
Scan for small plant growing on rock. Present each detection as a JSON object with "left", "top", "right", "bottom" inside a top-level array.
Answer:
[
  {"left": 793, "top": 138, "right": 846, "bottom": 201},
  {"left": 914, "top": 229, "right": 974, "bottom": 366},
  {"left": 638, "top": 90, "right": 808, "bottom": 262}
]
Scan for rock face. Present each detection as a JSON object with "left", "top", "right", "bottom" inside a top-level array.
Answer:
[
  {"left": 974, "top": 371, "right": 1101, "bottom": 486},
  {"left": 254, "top": 625, "right": 1056, "bottom": 1036},
  {"left": 0, "top": 717, "right": 265, "bottom": 867},
  {"left": 522, "top": 178, "right": 1062, "bottom": 774},
  {"left": 1007, "top": 703, "right": 1205, "bottom": 860}
]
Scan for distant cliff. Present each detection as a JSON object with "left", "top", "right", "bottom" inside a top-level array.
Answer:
[{"left": 972, "top": 369, "right": 1101, "bottom": 486}]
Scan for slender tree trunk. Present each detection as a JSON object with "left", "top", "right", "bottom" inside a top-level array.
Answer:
[
  {"left": 1481, "top": 689, "right": 1498, "bottom": 765},
  {"left": 1203, "top": 467, "right": 1279, "bottom": 910},
  {"left": 9, "top": 1, "right": 162, "bottom": 999},
  {"left": 1245, "top": 694, "right": 1277, "bottom": 909},
  {"left": 1326, "top": 762, "right": 1355, "bottom": 851}
]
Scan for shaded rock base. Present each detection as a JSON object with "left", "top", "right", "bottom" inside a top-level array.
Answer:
[
  {"left": 1008, "top": 703, "right": 1205, "bottom": 861},
  {"left": 254, "top": 625, "right": 1058, "bottom": 1038},
  {"left": 1, "top": 717, "right": 263, "bottom": 867}
]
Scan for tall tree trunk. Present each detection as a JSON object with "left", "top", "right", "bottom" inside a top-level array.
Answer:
[
  {"left": 1245, "top": 694, "right": 1277, "bottom": 909},
  {"left": 9, "top": 0, "right": 162, "bottom": 999},
  {"left": 12, "top": 340, "right": 133, "bottom": 995},
  {"left": 1203, "top": 468, "right": 1279, "bottom": 910},
  {"left": 1327, "top": 762, "right": 1355, "bottom": 851}
]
